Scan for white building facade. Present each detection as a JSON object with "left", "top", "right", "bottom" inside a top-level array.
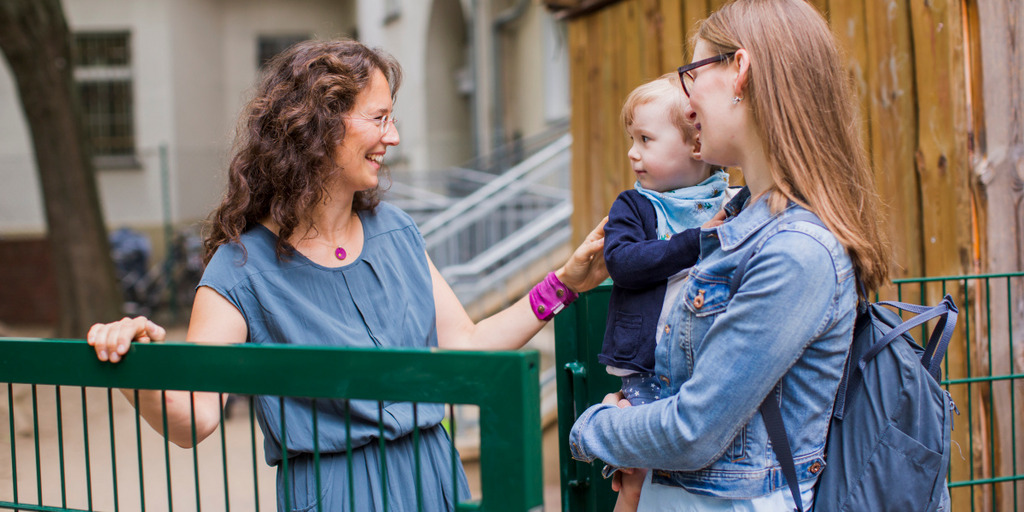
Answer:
[{"left": 0, "top": 0, "right": 569, "bottom": 237}]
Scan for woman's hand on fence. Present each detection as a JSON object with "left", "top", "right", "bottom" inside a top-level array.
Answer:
[
  {"left": 556, "top": 216, "right": 609, "bottom": 293},
  {"left": 87, "top": 316, "right": 166, "bottom": 363}
]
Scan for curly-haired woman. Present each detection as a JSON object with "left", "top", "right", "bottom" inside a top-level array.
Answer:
[{"left": 87, "top": 39, "right": 607, "bottom": 511}]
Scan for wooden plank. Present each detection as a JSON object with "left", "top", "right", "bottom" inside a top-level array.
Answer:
[
  {"left": 908, "top": 0, "right": 971, "bottom": 278},
  {"left": 605, "top": 2, "right": 631, "bottom": 204},
  {"left": 806, "top": 0, "right": 828, "bottom": 17},
  {"left": 862, "top": 0, "right": 922, "bottom": 281},
  {"left": 568, "top": 15, "right": 597, "bottom": 244},
  {"left": 658, "top": 0, "right": 685, "bottom": 72},
  {"left": 639, "top": 0, "right": 664, "bottom": 78},
  {"left": 907, "top": 1, "right": 977, "bottom": 510},
  {"left": 974, "top": 0, "right": 1024, "bottom": 505},
  {"left": 826, "top": 0, "right": 871, "bottom": 195},
  {"left": 708, "top": 0, "right": 731, "bottom": 12},
  {"left": 681, "top": 0, "right": 710, "bottom": 50}
]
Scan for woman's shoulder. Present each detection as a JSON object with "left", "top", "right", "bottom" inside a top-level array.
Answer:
[
  {"left": 203, "top": 226, "right": 281, "bottom": 286},
  {"left": 361, "top": 202, "right": 420, "bottom": 238},
  {"left": 772, "top": 207, "right": 842, "bottom": 249},
  {"left": 759, "top": 207, "right": 853, "bottom": 278}
]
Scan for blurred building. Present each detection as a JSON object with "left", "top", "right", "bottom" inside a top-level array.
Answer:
[
  {"left": 0, "top": 0, "right": 570, "bottom": 323},
  {"left": 0, "top": 0, "right": 569, "bottom": 236}
]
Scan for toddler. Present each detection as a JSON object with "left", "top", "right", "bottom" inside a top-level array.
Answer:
[
  {"left": 600, "top": 73, "right": 730, "bottom": 510},
  {"left": 601, "top": 72, "right": 729, "bottom": 405}
]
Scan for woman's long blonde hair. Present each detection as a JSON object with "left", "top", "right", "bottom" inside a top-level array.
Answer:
[{"left": 696, "top": 0, "right": 890, "bottom": 293}]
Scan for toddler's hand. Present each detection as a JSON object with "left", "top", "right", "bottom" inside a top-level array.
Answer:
[
  {"left": 603, "top": 391, "right": 631, "bottom": 408},
  {"left": 703, "top": 208, "right": 728, "bottom": 229}
]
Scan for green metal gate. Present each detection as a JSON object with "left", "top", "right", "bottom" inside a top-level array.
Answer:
[
  {"left": 0, "top": 340, "right": 543, "bottom": 511},
  {"left": 555, "top": 273, "right": 1024, "bottom": 512}
]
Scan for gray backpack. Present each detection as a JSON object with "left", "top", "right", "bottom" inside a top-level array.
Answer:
[{"left": 732, "top": 212, "right": 959, "bottom": 512}]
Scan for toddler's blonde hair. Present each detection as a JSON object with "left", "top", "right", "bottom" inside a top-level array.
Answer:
[{"left": 621, "top": 73, "right": 698, "bottom": 145}]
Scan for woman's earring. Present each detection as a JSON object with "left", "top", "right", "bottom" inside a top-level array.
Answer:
[{"left": 732, "top": 96, "right": 743, "bottom": 105}]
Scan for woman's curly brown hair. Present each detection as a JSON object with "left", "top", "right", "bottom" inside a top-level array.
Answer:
[{"left": 203, "top": 39, "right": 402, "bottom": 264}]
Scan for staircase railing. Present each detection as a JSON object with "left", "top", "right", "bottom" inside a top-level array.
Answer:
[{"left": 420, "top": 134, "right": 572, "bottom": 305}]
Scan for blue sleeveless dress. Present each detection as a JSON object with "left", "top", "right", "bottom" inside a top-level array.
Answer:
[{"left": 199, "top": 202, "right": 470, "bottom": 511}]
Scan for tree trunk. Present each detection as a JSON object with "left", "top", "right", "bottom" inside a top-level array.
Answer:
[{"left": 0, "top": 0, "right": 123, "bottom": 336}]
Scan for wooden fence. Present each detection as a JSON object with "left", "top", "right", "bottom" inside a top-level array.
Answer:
[{"left": 544, "top": 1, "right": 1023, "bottom": 510}]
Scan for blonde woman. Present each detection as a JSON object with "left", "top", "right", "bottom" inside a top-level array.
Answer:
[{"left": 570, "top": 0, "right": 895, "bottom": 510}]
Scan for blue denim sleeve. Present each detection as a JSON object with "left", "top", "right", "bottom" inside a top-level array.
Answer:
[{"left": 570, "top": 229, "right": 847, "bottom": 471}]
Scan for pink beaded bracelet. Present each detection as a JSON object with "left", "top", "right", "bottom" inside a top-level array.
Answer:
[{"left": 528, "top": 272, "right": 579, "bottom": 321}]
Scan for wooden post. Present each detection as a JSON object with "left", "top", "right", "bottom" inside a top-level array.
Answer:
[{"left": 974, "top": 0, "right": 1024, "bottom": 509}]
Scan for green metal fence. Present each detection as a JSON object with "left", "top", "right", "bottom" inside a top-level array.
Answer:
[
  {"left": 555, "top": 273, "right": 1024, "bottom": 512},
  {"left": 0, "top": 339, "right": 543, "bottom": 511}
]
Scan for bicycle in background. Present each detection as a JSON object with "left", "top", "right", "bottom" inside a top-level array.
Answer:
[{"left": 109, "top": 226, "right": 203, "bottom": 322}]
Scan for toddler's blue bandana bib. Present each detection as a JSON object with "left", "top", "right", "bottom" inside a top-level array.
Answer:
[{"left": 634, "top": 170, "right": 729, "bottom": 239}]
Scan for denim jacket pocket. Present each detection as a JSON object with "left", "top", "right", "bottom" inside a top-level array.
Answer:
[
  {"left": 682, "top": 271, "right": 731, "bottom": 317},
  {"left": 727, "top": 425, "right": 748, "bottom": 462}
]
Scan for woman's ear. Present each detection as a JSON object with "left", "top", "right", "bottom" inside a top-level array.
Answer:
[{"left": 733, "top": 48, "right": 751, "bottom": 98}]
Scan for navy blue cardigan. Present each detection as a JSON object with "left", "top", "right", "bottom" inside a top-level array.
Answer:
[{"left": 599, "top": 190, "right": 701, "bottom": 373}]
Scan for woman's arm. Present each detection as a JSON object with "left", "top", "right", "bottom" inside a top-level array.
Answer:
[
  {"left": 87, "top": 286, "right": 247, "bottom": 448},
  {"left": 570, "top": 231, "right": 846, "bottom": 471},
  {"left": 435, "top": 218, "right": 608, "bottom": 351}
]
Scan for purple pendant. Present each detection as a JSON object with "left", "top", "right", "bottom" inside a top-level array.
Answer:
[{"left": 334, "top": 247, "right": 347, "bottom": 260}]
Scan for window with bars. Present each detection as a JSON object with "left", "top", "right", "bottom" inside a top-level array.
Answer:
[{"left": 72, "top": 31, "right": 136, "bottom": 168}]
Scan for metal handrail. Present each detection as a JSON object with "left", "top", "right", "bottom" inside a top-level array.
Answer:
[
  {"left": 420, "top": 134, "right": 571, "bottom": 240},
  {"left": 442, "top": 202, "right": 573, "bottom": 279}
]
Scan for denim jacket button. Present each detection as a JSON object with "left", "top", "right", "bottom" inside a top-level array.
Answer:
[
  {"left": 659, "top": 375, "right": 670, "bottom": 384},
  {"left": 809, "top": 461, "right": 822, "bottom": 474},
  {"left": 664, "top": 324, "right": 671, "bottom": 334},
  {"left": 693, "top": 289, "right": 706, "bottom": 309}
]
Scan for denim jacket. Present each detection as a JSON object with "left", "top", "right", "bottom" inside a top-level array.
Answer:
[{"left": 569, "top": 195, "right": 857, "bottom": 499}]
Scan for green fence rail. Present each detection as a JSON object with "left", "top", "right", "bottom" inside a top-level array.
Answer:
[
  {"left": 555, "top": 273, "right": 1024, "bottom": 512},
  {"left": 0, "top": 339, "right": 543, "bottom": 511}
]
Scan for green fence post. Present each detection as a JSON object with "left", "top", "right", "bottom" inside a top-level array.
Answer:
[{"left": 554, "top": 280, "right": 619, "bottom": 512}]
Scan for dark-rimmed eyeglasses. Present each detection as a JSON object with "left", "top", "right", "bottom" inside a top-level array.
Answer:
[{"left": 677, "top": 52, "right": 737, "bottom": 97}]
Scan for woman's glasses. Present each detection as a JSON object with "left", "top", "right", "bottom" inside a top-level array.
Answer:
[
  {"left": 677, "top": 52, "right": 736, "bottom": 97},
  {"left": 345, "top": 113, "right": 398, "bottom": 136}
]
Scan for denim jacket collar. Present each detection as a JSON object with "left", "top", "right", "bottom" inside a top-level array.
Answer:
[{"left": 713, "top": 193, "right": 799, "bottom": 252}]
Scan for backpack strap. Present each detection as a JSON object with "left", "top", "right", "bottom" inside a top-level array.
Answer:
[
  {"left": 729, "top": 210, "right": 823, "bottom": 512},
  {"left": 841, "top": 297, "right": 958, "bottom": 407},
  {"left": 831, "top": 303, "right": 865, "bottom": 421},
  {"left": 875, "top": 297, "right": 958, "bottom": 380},
  {"left": 760, "top": 387, "right": 805, "bottom": 512}
]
